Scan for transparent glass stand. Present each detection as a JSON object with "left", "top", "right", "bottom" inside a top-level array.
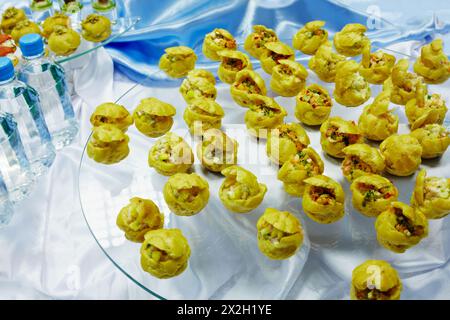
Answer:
[{"left": 78, "top": 42, "right": 449, "bottom": 299}]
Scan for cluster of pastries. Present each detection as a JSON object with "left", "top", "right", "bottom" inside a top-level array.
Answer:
[
  {"left": 0, "top": 7, "right": 112, "bottom": 57},
  {"left": 88, "top": 22, "right": 449, "bottom": 289}
]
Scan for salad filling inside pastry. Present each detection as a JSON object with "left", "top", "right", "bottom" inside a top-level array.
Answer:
[
  {"left": 267, "top": 123, "right": 310, "bottom": 165},
  {"left": 244, "top": 25, "right": 278, "bottom": 59},
  {"left": 217, "top": 50, "right": 252, "bottom": 84},
  {"left": 292, "top": 20, "right": 328, "bottom": 55},
  {"left": 414, "top": 39, "right": 450, "bottom": 84},
  {"left": 202, "top": 28, "right": 237, "bottom": 61},
  {"left": 295, "top": 84, "right": 332, "bottom": 126},
  {"left": 230, "top": 69, "right": 267, "bottom": 107},
  {"left": 260, "top": 41, "right": 295, "bottom": 75},
  {"left": 359, "top": 44, "right": 396, "bottom": 84},
  {"left": 308, "top": 41, "right": 346, "bottom": 82},
  {"left": 341, "top": 143, "right": 385, "bottom": 181},
  {"left": 244, "top": 95, "right": 287, "bottom": 138},
  {"left": 320, "top": 116, "right": 363, "bottom": 158}
]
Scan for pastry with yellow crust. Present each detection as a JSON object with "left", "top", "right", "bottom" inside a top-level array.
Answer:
[
  {"left": 320, "top": 117, "right": 364, "bottom": 158},
  {"left": 81, "top": 14, "right": 111, "bottom": 42},
  {"left": 11, "top": 20, "right": 41, "bottom": 43},
  {"left": 148, "top": 133, "right": 194, "bottom": 176},
  {"left": 1, "top": 7, "right": 27, "bottom": 34},
  {"left": 116, "top": 197, "right": 164, "bottom": 243},
  {"left": 196, "top": 129, "right": 238, "bottom": 173},
  {"left": 411, "top": 169, "right": 450, "bottom": 219},
  {"left": 350, "top": 260, "right": 402, "bottom": 300},
  {"left": 358, "top": 89, "right": 399, "bottom": 141},
  {"left": 183, "top": 99, "right": 224, "bottom": 135},
  {"left": 230, "top": 69, "right": 267, "bottom": 108},
  {"left": 350, "top": 174, "right": 398, "bottom": 217},
  {"left": 295, "top": 84, "right": 332, "bottom": 126},
  {"left": 187, "top": 69, "right": 216, "bottom": 85},
  {"left": 244, "top": 25, "right": 278, "bottom": 59},
  {"left": 414, "top": 39, "right": 450, "bottom": 84},
  {"left": 180, "top": 75, "right": 217, "bottom": 105},
  {"left": 163, "top": 173, "right": 209, "bottom": 216},
  {"left": 48, "top": 26, "right": 81, "bottom": 56},
  {"left": 333, "top": 23, "right": 369, "bottom": 57},
  {"left": 405, "top": 83, "right": 447, "bottom": 130},
  {"left": 257, "top": 208, "right": 303, "bottom": 259},
  {"left": 244, "top": 95, "right": 287, "bottom": 138},
  {"left": 359, "top": 44, "right": 396, "bottom": 84},
  {"left": 87, "top": 124, "right": 130, "bottom": 165},
  {"left": 140, "top": 229, "right": 190, "bottom": 279},
  {"left": 278, "top": 147, "right": 324, "bottom": 197},
  {"left": 217, "top": 50, "right": 252, "bottom": 84},
  {"left": 379, "top": 134, "right": 422, "bottom": 176},
  {"left": 159, "top": 46, "right": 197, "bottom": 78},
  {"left": 219, "top": 165, "right": 267, "bottom": 213},
  {"left": 260, "top": 41, "right": 295, "bottom": 75},
  {"left": 270, "top": 59, "right": 308, "bottom": 97},
  {"left": 308, "top": 41, "right": 346, "bottom": 82},
  {"left": 133, "top": 98, "right": 176, "bottom": 138},
  {"left": 90, "top": 102, "right": 133, "bottom": 132},
  {"left": 292, "top": 20, "right": 328, "bottom": 55},
  {"left": 410, "top": 124, "right": 450, "bottom": 159},
  {"left": 334, "top": 60, "right": 371, "bottom": 107},
  {"left": 267, "top": 123, "right": 310, "bottom": 165},
  {"left": 202, "top": 28, "right": 237, "bottom": 61},
  {"left": 375, "top": 201, "right": 428, "bottom": 253},
  {"left": 383, "top": 59, "right": 423, "bottom": 105},
  {"left": 42, "top": 13, "right": 71, "bottom": 38},
  {"left": 302, "top": 175, "right": 345, "bottom": 224},
  {"left": 341, "top": 144, "right": 385, "bottom": 182}
]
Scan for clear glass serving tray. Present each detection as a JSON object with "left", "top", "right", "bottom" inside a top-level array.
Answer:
[{"left": 78, "top": 43, "right": 450, "bottom": 300}]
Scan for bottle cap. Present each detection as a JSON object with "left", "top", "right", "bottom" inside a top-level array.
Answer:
[
  {"left": 19, "top": 33, "right": 44, "bottom": 58},
  {"left": 0, "top": 57, "right": 15, "bottom": 82}
]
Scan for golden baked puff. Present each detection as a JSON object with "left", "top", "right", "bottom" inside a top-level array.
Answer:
[
  {"left": 1, "top": 7, "right": 27, "bottom": 34},
  {"left": 380, "top": 134, "right": 422, "bottom": 176},
  {"left": 277, "top": 147, "right": 324, "bottom": 197},
  {"left": 405, "top": 83, "right": 447, "bottom": 130},
  {"left": 359, "top": 44, "right": 396, "bottom": 85},
  {"left": 341, "top": 144, "right": 385, "bottom": 182},
  {"left": 217, "top": 50, "right": 252, "bottom": 84},
  {"left": 187, "top": 69, "right": 216, "bottom": 85},
  {"left": 308, "top": 41, "right": 346, "bottom": 83},
  {"left": 260, "top": 41, "right": 295, "bottom": 75},
  {"left": 267, "top": 123, "right": 310, "bottom": 165},
  {"left": 11, "top": 20, "right": 41, "bottom": 43},
  {"left": 48, "top": 26, "right": 81, "bottom": 56},
  {"left": 219, "top": 165, "right": 267, "bottom": 213},
  {"left": 87, "top": 124, "right": 130, "bottom": 165},
  {"left": 270, "top": 59, "right": 308, "bottom": 97},
  {"left": 133, "top": 98, "right": 176, "bottom": 138},
  {"left": 90, "top": 102, "right": 133, "bottom": 132},
  {"left": 350, "top": 260, "right": 402, "bottom": 300},
  {"left": 183, "top": 99, "right": 224, "bottom": 135},
  {"left": 320, "top": 117, "right": 364, "bottom": 158},
  {"left": 295, "top": 84, "right": 332, "bottom": 126},
  {"left": 333, "top": 23, "right": 369, "bottom": 57},
  {"left": 42, "top": 13, "right": 71, "bottom": 38},
  {"left": 302, "top": 175, "right": 345, "bottom": 224},
  {"left": 202, "top": 28, "right": 237, "bottom": 61},
  {"left": 358, "top": 89, "right": 399, "bottom": 142},
  {"left": 256, "top": 208, "right": 303, "bottom": 259},
  {"left": 159, "top": 46, "right": 197, "bottom": 78},
  {"left": 148, "top": 133, "right": 194, "bottom": 176},
  {"left": 163, "top": 172, "right": 209, "bottom": 216},
  {"left": 81, "top": 14, "right": 111, "bottom": 43},
  {"left": 140, "top": 228, "right": 190, "bottom": 279},
  {"left": 410, "top": 124, "right": 450, "bottom": 159},
  {"left": 244, "top": 95, "right": 287, "bottom": 138},
  {"left": 244, "top": 25, "right": 278, "bottom": 59},
  {"left": 230, "top": 69, "right": 267, "bottom": 108},
  {"left": 292, "top": 20, "right": 328, "bottom": 55},
  {"left": 116, "top": 197, "right": 164, "bottom": 243},
  {"left": 375, "top": 201, "right": 428, "bottom": 253},
  {"left": 383, "top": 59, "right": 422, "bottom": 105},
  {"left": 350, "top": 174, "right": 398, "bottom": 218},
  {"left": 196, "top": 128, "right": 238, "bottom": 173},
  {"left": 411, "top": 169, "right": 450, "bottom": 219},
  {"left": 414, "top": 39, "right": 450, "bottom": 84},
  {"left": 333, "top": 60, "right": 371, "bottom": 107},
  {"left": 180, "top": 75, "right": 217, "bottom": 105}
]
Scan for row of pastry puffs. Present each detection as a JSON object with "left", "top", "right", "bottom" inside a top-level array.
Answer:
[{"left": 86, "top": 22, "right": 449, "bottom": 300}]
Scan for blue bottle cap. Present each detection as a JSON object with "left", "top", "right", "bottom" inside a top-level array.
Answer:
[
  {"left": 19, "top": 33, "right": 44, "bottom": 58},
  {"left": 0, "top": 57, "right": 15, "bottom": 82}
]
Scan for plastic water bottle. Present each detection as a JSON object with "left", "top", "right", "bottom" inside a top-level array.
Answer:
[
  {"left": 0, "top": 57, "right": 56, "bottom": 176},
  {"left": 18, "top": 34, "right": 79, "bottom": 150},
  {"left": 0, "top": 112, "right": 34, "bottom": 203},
  {"left": 0, "top": 171, "right": 14, "bottom": 226}
]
